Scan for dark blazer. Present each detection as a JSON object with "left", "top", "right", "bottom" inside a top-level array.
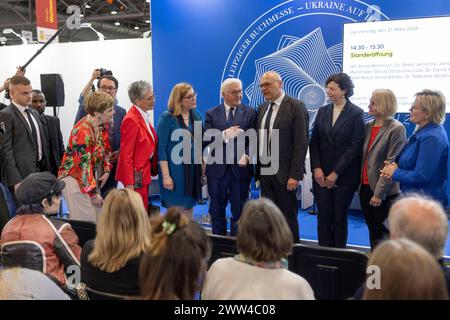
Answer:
[
  {"left": 310, "top": 101, "right": 365, "bottom": 186},
  {"left": 41, "top": 114, "right": 65, "bottom": 176},
  {"left": 204, "top": 103, "right": 256, "bottom": 179},
  {"left": 0, "top": 104, "right": 50, "bottom": 187},
  {"left": 75, "top": 95, "right": 126, "bottom": 152},
  {"left": 256, "top": 95, "right": 308, "bottom": 184},
  {"left": 361, "top": 118, "right": 406, "bottom": 199}
]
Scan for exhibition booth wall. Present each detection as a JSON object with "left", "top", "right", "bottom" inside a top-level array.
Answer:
[
  {"left": 0, "top": 38, "right": 152, "bottom": 143},
  {"left": 151, "top": 0, "right": 450, "bottom": 202}
]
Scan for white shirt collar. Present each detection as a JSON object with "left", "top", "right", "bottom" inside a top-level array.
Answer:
[
  {"left": 135, "top": 105, "right": 149, "bottom": 121},
  {"left": 12, "top": 101, "right": 28, "bottom": 112},
  {"left": 224, "top": 102, "right": 238, "bottom": 112},
  {"left": 271, "top": 92, "right": 285, "bottom": 108}
]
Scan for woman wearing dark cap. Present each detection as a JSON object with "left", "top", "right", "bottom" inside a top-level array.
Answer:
[
  {"left": 309, "top": 73, "right": 365, "bottom": 248},
  {"left": 0, "top": 172, "right": 82, "bottom": 287}
]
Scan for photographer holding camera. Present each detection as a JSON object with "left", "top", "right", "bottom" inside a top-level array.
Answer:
[{"left": 74, "top": 69, "right": 126, "bottom": 196}]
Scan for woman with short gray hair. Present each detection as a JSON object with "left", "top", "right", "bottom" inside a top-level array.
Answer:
[{"left": 116, "top": 81, "right": 158, "bottom": 211}]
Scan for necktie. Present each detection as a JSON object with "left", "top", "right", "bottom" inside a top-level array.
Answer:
[
  {"left": 25, "top": 109, "right": 39, "bottom": 159},
  {"left": 227, "top": 107, "right": 235, "bottom": 126},
  {"left": 263, "top": 102, "right": 274, "bottom": 156}
]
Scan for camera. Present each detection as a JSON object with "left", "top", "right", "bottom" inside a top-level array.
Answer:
[{"left": 97, "top": 68, "right": 113, "bottom": 79}]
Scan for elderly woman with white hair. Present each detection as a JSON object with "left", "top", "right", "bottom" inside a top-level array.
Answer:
[
  {"left": 382, "top": 89, "right": 449, "bottom": 206},
  {"left": 116, "top": 81, "right": 158, "bottom": 211}
]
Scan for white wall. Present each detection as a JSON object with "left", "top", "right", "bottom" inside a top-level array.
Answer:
[{"left": 0, "top": 38, "right": 152, "bottom": 144}]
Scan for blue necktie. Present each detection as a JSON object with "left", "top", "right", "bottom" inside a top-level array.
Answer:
[{"left": 227, "top": 107, "right": 235, "bottom": 127}]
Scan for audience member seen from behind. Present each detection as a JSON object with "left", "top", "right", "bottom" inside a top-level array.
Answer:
[
  {"left": 362, "top": 238, "right": 448, "bottom": 300},
  {"left": 0, "top": 267, "right": 70, "bottom": 300},
  {"left": 388, "top": 195, "right": 450, "bottom": 295},
  {"left": 309, "top": 72, "right": 365, "bottom": 248},
  {"left": 30, "top": 89, "right": 66, "bottom": 177},
  {"left": 0, "top": 172, "right": 81, "bottom": 287},
  {"left": 58, "top": 91, "right": 115, "bottom": 222},
  {"left": 81, "top": 189, "right": 151, "bottom": 298},
  {"left": 359, "top": 89, "right": 406, "bottom": 249},
  {"left": 157, "top": 83, "right": 204, "bottom": 218},
  {"left": 381, "top": 90, "right": 449, "bottom": 207},
  {"left": 140, "top": 207, "right": 211, "bottom": 300},
  {"left": 202, "top": 198, "right": 315, "bottom": 300}
]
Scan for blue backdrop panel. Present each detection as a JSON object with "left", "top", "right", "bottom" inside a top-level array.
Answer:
[{"left": 151, "top": 0, "right": 450, "bottom": 201}]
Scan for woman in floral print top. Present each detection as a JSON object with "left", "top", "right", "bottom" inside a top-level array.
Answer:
[{"left": 58, "top": 91, "right": 115, "bottom": 221}]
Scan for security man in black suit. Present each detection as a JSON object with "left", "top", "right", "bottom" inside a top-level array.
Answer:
[
  {"left": 0, "top": 76, "right": 50, "bottom": 192},
  {"left": 30, "top": 90, "right": 65, "bottom": 176},
  {"left": 256, "top": 71, "right": 308, "bottom": 243}
]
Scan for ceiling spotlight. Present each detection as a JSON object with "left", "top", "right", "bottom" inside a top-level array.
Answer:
[
  {"left": 145, "top": 19, "right": 150, "bottom": 24},
  {"left": 114, "top": 21, "right": 121, "bottom": 26},
  {"left": 85, "top": 4, "right": 91, "bottom": 8},
  {"left": 134, "top": 25, "right": 139, "bottom": 30},
  {"left": 111, "top": 10, "right": 117, "bottom": 15},
  {"left": 80, "top": 23, "right": 105, "bottom": 41},
  {"left": 80, "top": 14, "right": 84, "bottom": 17},
  {"left": 2, "top": 28, "right": 27, "bottom": 44}
]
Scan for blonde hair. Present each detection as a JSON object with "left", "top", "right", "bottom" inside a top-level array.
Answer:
[
  {"left": 88, "top": 189, "right": 151, "bottom": 273},
  {"left": 237, "top": 198, "right": 293, "bottom": 262},
  {"left": 371, "top": 89, "right": 397, "bottom": 118},
  {"left": 415, "top": 89, "right": 446, "bottom": 125},
  {"left": 140, "top": 207, "right": 211, "bottom": 300},
  {"left": 363, "top": 239, "right": 448, "bottom": 300},
  {"left": 167, "top": 82, "right": 193, "bottom": 116},
  {"left": 84, "top": 91, "right": 114, "bottom": 115}
]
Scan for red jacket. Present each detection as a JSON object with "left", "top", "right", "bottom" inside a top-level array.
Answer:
[{"left": 116, "top": 105, "right": 158, "bottom": 187}]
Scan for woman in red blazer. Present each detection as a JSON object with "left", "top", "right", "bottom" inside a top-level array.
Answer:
[{"left": 116, "top": 81, "right": 158, "bottom": 209}]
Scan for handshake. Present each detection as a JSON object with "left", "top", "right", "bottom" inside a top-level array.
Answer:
[{"left": 224, "top": 126, "right": 244, "bottom": 140}]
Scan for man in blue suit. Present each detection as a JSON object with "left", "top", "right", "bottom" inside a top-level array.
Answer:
[
  {"left": 74, "top": 70, "right": 126, "bottom": 195},
  {"left": 204, "top": 78, "right": 256, "bottom": 236}
]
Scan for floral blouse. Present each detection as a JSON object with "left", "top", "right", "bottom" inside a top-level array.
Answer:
[{"left": 58, "top": 117, "right": 111, "bottom": 196}]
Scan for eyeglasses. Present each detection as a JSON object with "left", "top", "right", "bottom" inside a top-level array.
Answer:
[
  {"left": 225, "top": 90, "right": 242, "bottom": 96},
  {"left": 32, "top": 99, "right": 46, "bottom": 103},
  {"left": 99, "top": 86, "right": 117, "bottom": 92},
  {"left": 183, "top": 92, "right": 197, "bottom": 100},
  {"left": 142, "top": 94, "right": 155, "bottom": 101}
]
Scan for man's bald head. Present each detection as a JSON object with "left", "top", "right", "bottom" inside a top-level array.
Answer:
[
  {"left": 388, "top": 195, "right": 448, "bottom": 258},
  {"left": 259, "top": 71, "right": 283, "bottom": 102}
]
